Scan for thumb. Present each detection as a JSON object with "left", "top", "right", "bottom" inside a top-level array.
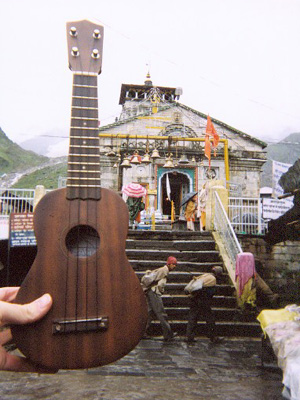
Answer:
[{"left": 0, "top": 294, "right": 53, "bottom": 325}]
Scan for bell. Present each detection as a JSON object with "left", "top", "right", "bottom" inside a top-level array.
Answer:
[
  {"left": 141, "top": 152, "right": 151, "bottom": 164},
  {"left": 178, "top": 153, "right": 189, "bottom": 164},
  {"left": 191, "top": 156, "right": 196, "bottom": 162},
  {"left": 105, "top": 148, "right": 116, "bottom": 157},
  {"left": 120, "top": 157, "right": 132, "bottom": 168},
  {"left": 151, "top": 148, "right": 160, "bottom": 159},
  {"left": 163, "top": 155, "right": 175, "bottom": 168},
  {"left": 130, "top": 152, "right": 141, "bottom": 164}
]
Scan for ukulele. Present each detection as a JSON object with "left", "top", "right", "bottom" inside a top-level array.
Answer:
[{"left": 11, "top": 19, "right": 148, "bottom": 370}]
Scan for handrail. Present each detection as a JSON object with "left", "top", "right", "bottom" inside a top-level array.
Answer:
[{"left": 213, "top": 191, "right": 242, "bottom": 287}]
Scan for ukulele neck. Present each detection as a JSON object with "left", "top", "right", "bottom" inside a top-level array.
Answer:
[{"left": 67, "top": 73, "right": 101, "bottom": 200}]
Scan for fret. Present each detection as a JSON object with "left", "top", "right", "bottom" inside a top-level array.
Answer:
[
  {"left": 69, "top": 153, "right": 100, "bottom": 158},
  {"left": 71, "top": 117, "right": 98, "bottom": 121},
  {"left": 68, "top": 184, "right": 102, "bottom": 188},
  {"left": 70, "top": 126, "right": 99, "bottom": 130},
  {"left": 68, "top": 170, "right": 100, "bottom": 173},
  {"left": 70, "top": 136, "right": 99, "bottom": 140},
  {"left": 68, "top": 177, "right": 100, "bottom": 181},
  {"left": 68, "top": 161, "right": 100, "bottom": 165},
  {"left": 72, "top": 96, "right": 98, "bottom": 100},
  {"left": 73, "top": 84, "right": 98, "bottom": 88},
  {"left": 70, "top": 145, "right": 100, "bottom": 149},
  {"left": 73, "top": 71, "right": 98, "bottom": 76},
  {"left": 71, "top": 106, "right": 98, "bottom": 110}
]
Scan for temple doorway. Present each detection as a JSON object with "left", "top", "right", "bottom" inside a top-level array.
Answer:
[{"left": 161, "top": 172, "right": 191, "bottom": 217}]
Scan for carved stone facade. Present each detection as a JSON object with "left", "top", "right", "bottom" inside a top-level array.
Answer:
[{"left": 98, "top": 76, "right": 267, "bottom": 218}]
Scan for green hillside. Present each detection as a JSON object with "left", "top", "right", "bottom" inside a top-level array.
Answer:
[
  {"left": 0, "top": 127, "right": 48, "bottom": 173},
  {"left": 12, "top": 162, "right": 67, "bottom": 189}
]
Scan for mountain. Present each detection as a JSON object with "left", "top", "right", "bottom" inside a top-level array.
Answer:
[
  {"left": 19, "top": 129, "right": 69, "bottom": 157},
  {"left": 0, "top": 127, "right": 48, "bottom": 174},
  {"left": 261, "top": 132, "right": 300, "bottom": 188}
]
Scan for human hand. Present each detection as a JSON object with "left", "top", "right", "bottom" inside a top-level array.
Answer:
[{"left": 0, "top": 287, "right": 53, "bottom": 372}]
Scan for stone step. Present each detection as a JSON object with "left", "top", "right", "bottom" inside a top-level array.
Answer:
[
  {"left": 126, "top": 249, "right": 221, "bottom": 263},
  {"left": 128, "top": 230, "right": 213, "bottom": 241},
  {"left": 164, "top": 283, "right": 234, "bottom": 296},
  {"left": 131, "top": 261, "right": 224, "bottom": 272},
  {"left": 126, "top": 239, "right": 216, "bottom": 251},
  {"left": 146, "top": 320, "right": 261, "bottom": 338},
  {"left": 161, "top": 294, "right": 237, "bottom": 308},
  {"left": 164, "top": 307, "right": 257, "bottom": 322}
]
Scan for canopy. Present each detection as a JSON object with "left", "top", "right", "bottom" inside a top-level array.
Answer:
[{"left": 122, "top": 183, "right": 147, "bottom": 198}]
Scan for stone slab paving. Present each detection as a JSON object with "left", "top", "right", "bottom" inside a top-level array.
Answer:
[{"left": 0, "top": 338, "right": 283, "bottom": 400}]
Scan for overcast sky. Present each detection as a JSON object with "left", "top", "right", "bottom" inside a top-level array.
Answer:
[{"left": 1, "top": 0, "right": 300, "bottom": 154}]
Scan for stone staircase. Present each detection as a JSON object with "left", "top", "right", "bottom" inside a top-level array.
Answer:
[{"left": 126, "top": 230, "right": 261, "bottom": 339}]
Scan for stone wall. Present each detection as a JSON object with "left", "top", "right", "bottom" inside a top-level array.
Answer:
[{"left": 239, "top": 235, "right": 300, "bottom": 304}]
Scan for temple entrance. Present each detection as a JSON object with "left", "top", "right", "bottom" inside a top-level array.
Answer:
[{"left": 161, "top": 172, "right": 190, "bottom": 217}]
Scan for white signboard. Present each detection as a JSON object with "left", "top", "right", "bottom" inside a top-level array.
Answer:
[
  {"left": 0, "top": 215, "right": 9, "bottom": 240},
  {"left": 272, "top": 160, "right": 293, "bottom": 208},
  {"left": 262, "top": 198, "right": 292, "bottom": 220}
]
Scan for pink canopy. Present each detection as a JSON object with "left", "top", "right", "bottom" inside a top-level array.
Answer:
[{"left": 122, "top": 183, "right": 147, "bottom": 198}]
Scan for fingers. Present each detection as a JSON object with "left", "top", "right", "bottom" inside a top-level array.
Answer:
[
  {"left": 0, "top": 346, "right": 57, "bottom": 373},
  {"left": 0, "top": 287, "right": 20, "bottom": 303},
  {"left": 0, "top": 328, "right": 12, "bottom": 345},
  {"left": 0, "top": 294, "right": 53, "bottom": 325}
]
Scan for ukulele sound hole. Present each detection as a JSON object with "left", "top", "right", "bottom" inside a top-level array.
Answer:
[{"left": 65, "top": 225, "right": 100, "bottom": 258}]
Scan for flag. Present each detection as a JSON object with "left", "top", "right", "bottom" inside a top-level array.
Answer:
[
  {"left": 206, "top": 115, "right": 219, "bottom": 156},
  {"left": 204, "top": 134, "right": 211, "bottom": 167},
  {"left": 166, "top": 173, "right": 171, "bottom": 200}
]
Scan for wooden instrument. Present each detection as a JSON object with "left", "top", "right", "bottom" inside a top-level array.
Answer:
[{"left": 11, "top": 19, "right": 148, "bottom": 370}]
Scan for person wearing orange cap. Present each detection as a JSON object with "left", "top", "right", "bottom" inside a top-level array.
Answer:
[{"left": 141, "top": 256, "right": 178, "bottom": 341}]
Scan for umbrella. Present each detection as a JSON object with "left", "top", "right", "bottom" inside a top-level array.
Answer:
[
  {"left": 180, "top": 191, "right": 197, "bottom": 207},
  {"left": 122, "top": 183, "right": 147, "bottom": 198},
  {"left": 279, "top": 159, "right": 300, "bottom": 194}
]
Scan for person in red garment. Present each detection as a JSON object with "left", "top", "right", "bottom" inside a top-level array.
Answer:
[{"left": 0, "top": 287, "right": 53, "bottom": 372}]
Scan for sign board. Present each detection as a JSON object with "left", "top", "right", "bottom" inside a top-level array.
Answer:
[
  {"left": 0, "top": 215, "right": 9, "bottom": 240},
  {"left": 9, "top": 213, "right": 36, "bottom": 247},
  {"left": 272, "top": 160, "right": 293, "bottom": 208},
  {"left": 262, "top": 198, "right": 292, "bottom": 220}
]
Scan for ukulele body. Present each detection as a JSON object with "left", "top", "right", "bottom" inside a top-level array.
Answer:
[{"left": 11, "top": 187, "right": 148, "bottom": 370}]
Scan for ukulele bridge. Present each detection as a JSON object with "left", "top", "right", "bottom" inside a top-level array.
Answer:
[{"left": 52, "top": 317, "right": 109, "bottom": 334}]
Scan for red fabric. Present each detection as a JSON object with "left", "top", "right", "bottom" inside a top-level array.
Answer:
[
  {"left": 235, "top": 252, "right": 256, "bottom": 296},
  {"left": 205, "top": 115, "right": 220, "bottom": 157},
  {"left": 167, "top": 256, "right": 177, "bottom": 265},
  {"left": 204, "top": 134, "right": 211, "bottom": 166}
]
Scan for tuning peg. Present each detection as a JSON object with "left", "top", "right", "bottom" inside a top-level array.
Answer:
[
  {"left": 93, "top": 29, "right": 101, "bottom": 39},
  {"left": 71, "top": 47, "right": 79, "bottom": 57},
  {"left": 92, "top": 49, "right": 100, "bottom": 59},
  {"left": 69, "top": 27, "right": 78, "bottom": 37}
]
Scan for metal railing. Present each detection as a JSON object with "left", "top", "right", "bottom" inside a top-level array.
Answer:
[
  {"left": 0, "top": 189, "right": 35, "bottom": 215},
  {"left": 214, "top": 191, "right": 242, "bottom": 286},
  {"left": 228, "top": 197, "right": 268, "bottom": 235}
]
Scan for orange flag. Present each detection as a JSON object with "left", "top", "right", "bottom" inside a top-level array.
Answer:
[
  {"left": 204, "top": 134, "right": 211, "bottom": 167},
  {"left": 206, "top": 115, "right": 219, "bottom": 156}
]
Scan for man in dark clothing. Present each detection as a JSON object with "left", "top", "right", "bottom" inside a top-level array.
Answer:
[
  {"left": 141, "top": 256, "right": 177, "bottom": 341},
  {"left": 185, "top": 266, "right": 224, "bottom": 344}
]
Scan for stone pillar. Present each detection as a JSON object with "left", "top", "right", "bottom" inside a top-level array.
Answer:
[
  {"left": 205, "top": 180, "right": 228, "bottom": 231},
  {"left": 33, "top": 185, "right": 46, "bottom": 210}
]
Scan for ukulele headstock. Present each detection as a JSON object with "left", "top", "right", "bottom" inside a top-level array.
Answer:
[{"left": 66, "top": 19, "right": 104, "bottom": 74}]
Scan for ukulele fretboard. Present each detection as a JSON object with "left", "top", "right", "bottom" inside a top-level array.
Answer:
[{"left": 67, "top": 74, "right": 101, "bottom": 200}]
